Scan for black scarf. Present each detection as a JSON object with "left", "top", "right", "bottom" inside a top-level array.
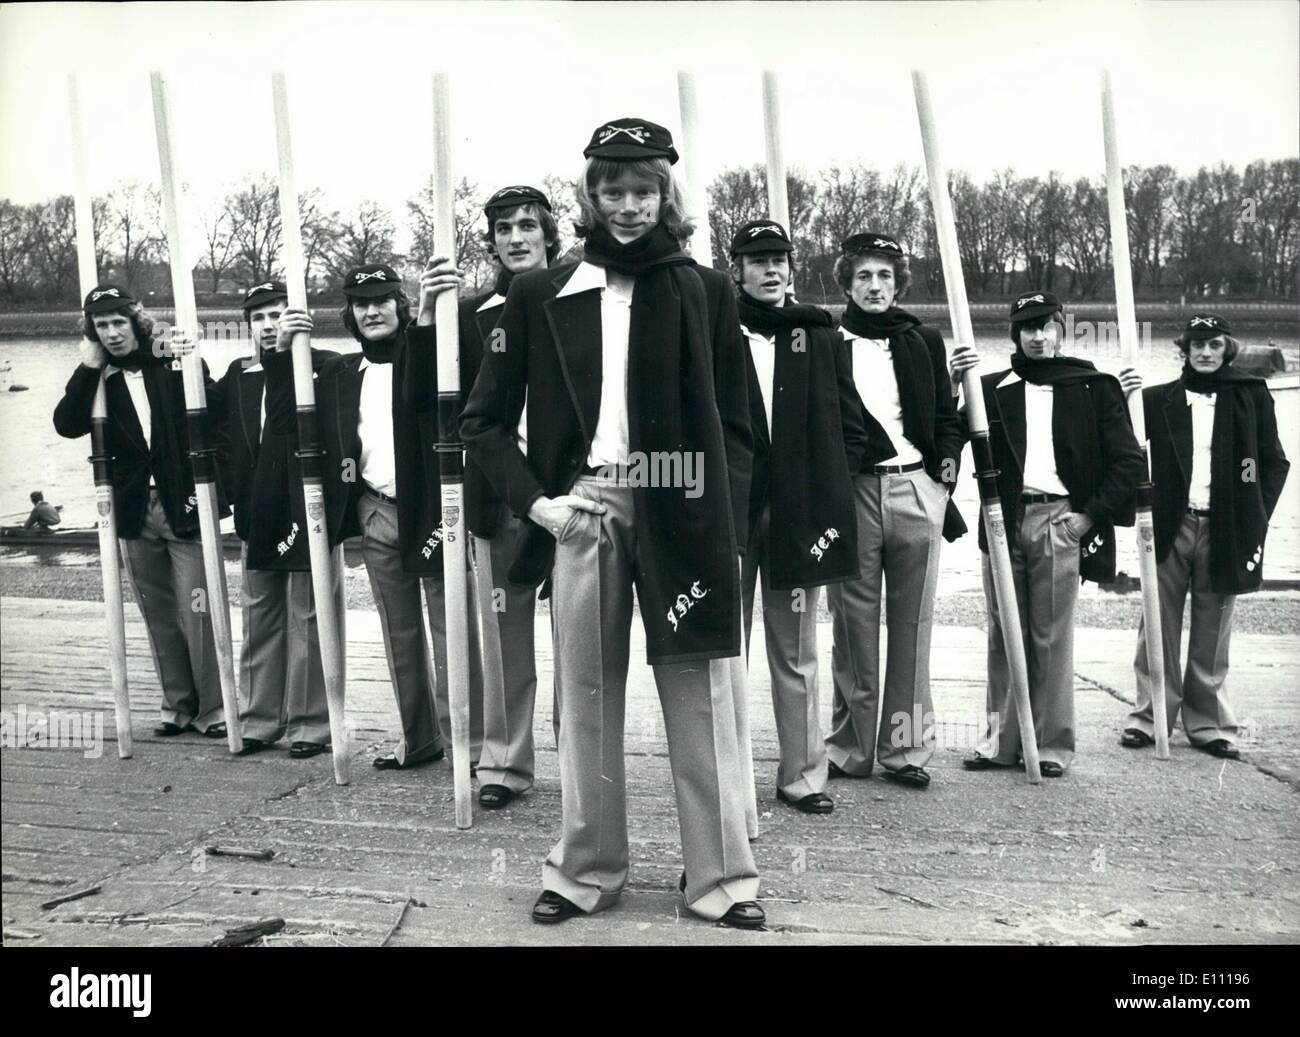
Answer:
[
  {"left": 1179, "top": 360, "right": 1259, "bottom": 394},
  {"left": 839, "top": 300, "right": 920, "bottom": 339},
  {"left": 580, "top": 223, "right": 692, "bottom": 276},
  {"left": 580, "top": 222, "right": 739, "bottom": 660},
  {"left": 359, "top": 325, "right": 404, "bottom": 365},
  {"left": 737, "top": 293, "right": 832, "bottom": 335},
  {"left": 245, "top": 349, "right": 310, "bottom": 569},
  {"left": 104, "top": 338, "right": 168, "bottom": 371},
  {"left": 1180, "top": 360, "right": 1266, "bottom": 590},
  {"left": 493, "top": 267, "right": 514, "bottom": 298},
  {"left": 839, "top": 302, "right": 928, "bottom": 467},
  {"left": 1009, "top": 351, "right": 1098, "bottom": 386}
]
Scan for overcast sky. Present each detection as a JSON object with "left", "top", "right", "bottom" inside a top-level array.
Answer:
[{"left": 2, "top": 0, "right": 1296, "bottom": 230}]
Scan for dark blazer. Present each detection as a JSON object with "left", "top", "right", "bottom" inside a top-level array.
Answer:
[
  {"left": 460, "top": 259, "right": 753, "bottom": 591},
  {"left": 53, "top": 360, "right": 228, "bottom": 539},
  {"left": 742, "top": 315, "right": 865, "bottom": 590},
  {"left": 314, "top": 335, "right": 451, "bottom": 576},
  {"left": 972, "top": 367, "right": 1144, "bottom": 583},
  {"left": 216, "top": 347, "right": 338, "bottom": 567},
  {"left": 1143, "top": 378, "right": 1289, "bottom": 594},
  {"left": 399, "top": 287, "right": 508, "bottom": 539},
  {"left": 840, "top": 322, "right": 968, "bottom": 542}
]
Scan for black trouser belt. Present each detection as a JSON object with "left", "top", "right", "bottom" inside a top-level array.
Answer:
[
  {"left": 1022, "top": 492, "right": 1068, "bottom": 504},
  {"left": 872, "top": 461, "right": 924, "bottom": 475},
  {"left": 1187, "top": 506, "right": 1211, "bottom": 516},
  {"left": 580, "top": 464, "right": 629, "bottom": 479},
  {"left": 363, "top": 483, "right": 398, "bottom": 505}
]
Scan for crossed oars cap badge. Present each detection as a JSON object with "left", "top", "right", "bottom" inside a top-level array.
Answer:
[{"left": 583, "top": 117, "right": 679, "bottom": 164}]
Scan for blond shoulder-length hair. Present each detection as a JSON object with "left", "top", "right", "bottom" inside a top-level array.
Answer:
[{"left": 574, "top": 157, "right": 695, "bottom": 244}]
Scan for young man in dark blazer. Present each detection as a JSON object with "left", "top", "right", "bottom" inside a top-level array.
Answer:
[
  {"left": 53, "top": 285, "right": 228, "bottom": 740},
  {"left": 461, "top": 118, "right": 763, "bottom": 929},
  {"left": 730, "top": 218, "right": 866, "bottom": 814},
  {"left": 950, "top": 290, "right": 1144, "bottom": 776},
  {"left": 1118, "top": 314, "right": 1289, "bottom": 759},
  {"left": 403, "top": 186, "right": 559, "bottom": 810},
  {"left": 826, "top": 233, "right": 964, "bottom": 790},
  {"left": 315, "top": 263, "right": 483, "bottom": 771},
  {"left": 216, "top": 282, "right": 340, "bottom": 759}
]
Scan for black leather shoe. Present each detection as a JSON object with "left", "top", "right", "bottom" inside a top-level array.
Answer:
[
  {"left": 202, "top": 722, "right": 228, "bottom": 740},
  {"left": 882, "top": 764, "right": 931, "bottom": 788},
  {"left": 962, "top": 755, "right": 1003, "bottom": 771},
  {"left": 237, "top": 738, "right": 270, "bottom": 756},
  {"left": 290, "top": 741, "right": 329, "bottom": 759},
  {"left": 479, "top": 784, "right": 514, "bottom": 809},
  {"left": 373, "top": 748, "right": 445, "bottom": 770},
  {"left": 531, "top": 890, "right": 582, "bottom": 924},
  {"left": 1039, "top": 761, "right": 1064, "bottom": 778},
  {"left": 776, "top": 788, "right": 834, "bottom": 814},
  {"left": 1121, "top": 729, "right": 1155, "bottom": 749},
  {"left": 719, "top": 901, "right": 766, "bottom": 929},
  {"left": 1202, "top": 739, "right": 1240, "bottom": 760},
  {"left": 154, "top": 722, "right": 193, "bottom": 737}
]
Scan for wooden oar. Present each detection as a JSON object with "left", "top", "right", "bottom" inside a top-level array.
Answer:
[
  {"left": 432, "top": 72, "right": 474, "bottom": 829},
  {"left": 1102, "top": 69, "right": 1169, "bottom": 760},
  {"left": 271, "top": 71, "right": 351, "bottom": 784},
  {"left": 675, "top": 72, "right": 716, "bottom": 268},
  {"left": 761, "top": 70, "right": 790, "bottom": 230},
  {"left": 912, "top": 69, "right": 1040, "bottom": 783},
  {"left": 67, "top": 73, "right": 132, "bottom": 760},
  {"left": 678, "top": 68, "right": 758, "bottom": 840},
  {"left": 149, "top": 71, "right": 243, "bottom": 754}
]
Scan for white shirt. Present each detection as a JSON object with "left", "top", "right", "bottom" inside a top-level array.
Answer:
[
  {"left": 357, "top": 358, "right": 397, "bottom": 498},
  {"left": 740, "top": 323, "right": 776, "bottom": 437},
  {"left": 840, "top": 329, "right": 922, "bottom": 466},
  {"left": 1187, "top": 389, "right": 1216, "bottom": 509},
  {"left": 1020, "top": 379, "right": 1070, "bottom": 496},
  {"left": 477, "top": 292, "right": 527, "bottom": 454},
  {"left": 240, "top": 361, "right": 269, "bottom": 434},
  {"left": 557, "top": 262, "right": 631, "bottom": 468},
  {"left": 113, "top": 368, "right": 153, "bottom": 450}
]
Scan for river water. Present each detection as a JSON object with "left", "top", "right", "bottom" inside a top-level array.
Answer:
[{"left": 1, "top": 333, "right": 1296, "bottom": 589}]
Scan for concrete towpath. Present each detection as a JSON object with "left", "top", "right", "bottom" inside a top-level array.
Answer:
[{"left": 2, "top": 595, "right": 1296, "bottom": 946}]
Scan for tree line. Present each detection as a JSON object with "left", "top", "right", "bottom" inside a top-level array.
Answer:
[{"left": 0, "top": 158, "right": 1294, "bottom": 308}]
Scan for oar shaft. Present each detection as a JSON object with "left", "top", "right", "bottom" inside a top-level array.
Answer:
[
  {"left": 432, "top": 72, "right": 474, "bottom": 829},
  {"left": 1102, "top": 69, "right": 1169, "bottom": 759},
  {"left": 272, "top": 71, "right": 351, "bottom": 785},
  {"left": 150, "top": 70, "right": 243, "bottom": 754},
  {"left": 761, "top": 70, "right": 790, "bottom": 230},
  {"left": 676, "top": 72, "right": 715, "bottom": 267},
  {"left": 913, "top": 69, "right": 1040, "bottom": 783},
  {"left": 68, "top": 73, "right": 133, "bottom": 760}
]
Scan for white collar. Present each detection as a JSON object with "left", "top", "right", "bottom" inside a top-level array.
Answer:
[
  {"left": 105, "top": 366, "right": 142, "bottom": 380},
  {"left": 555, "top": 261, "right": 608, "bottom": 300},
  {"left": 739, "top": 323, "right": 775, "bottom": 343},
  {"left": 996, "top": 371, "right": 1022, "bottom": 388},
  {"left": 840, "top": 326, "right": 889, "bottom": 348},
  {"left": 476, "top": 292, "right": 507, "bottom": 313}
]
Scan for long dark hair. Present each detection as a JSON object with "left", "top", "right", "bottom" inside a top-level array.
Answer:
[
  {"left": 83, "top": 301, "right": 156, "bottom": 353},
  {"left": 340, "top": 288, "right": 412, "bottom": 342}
]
